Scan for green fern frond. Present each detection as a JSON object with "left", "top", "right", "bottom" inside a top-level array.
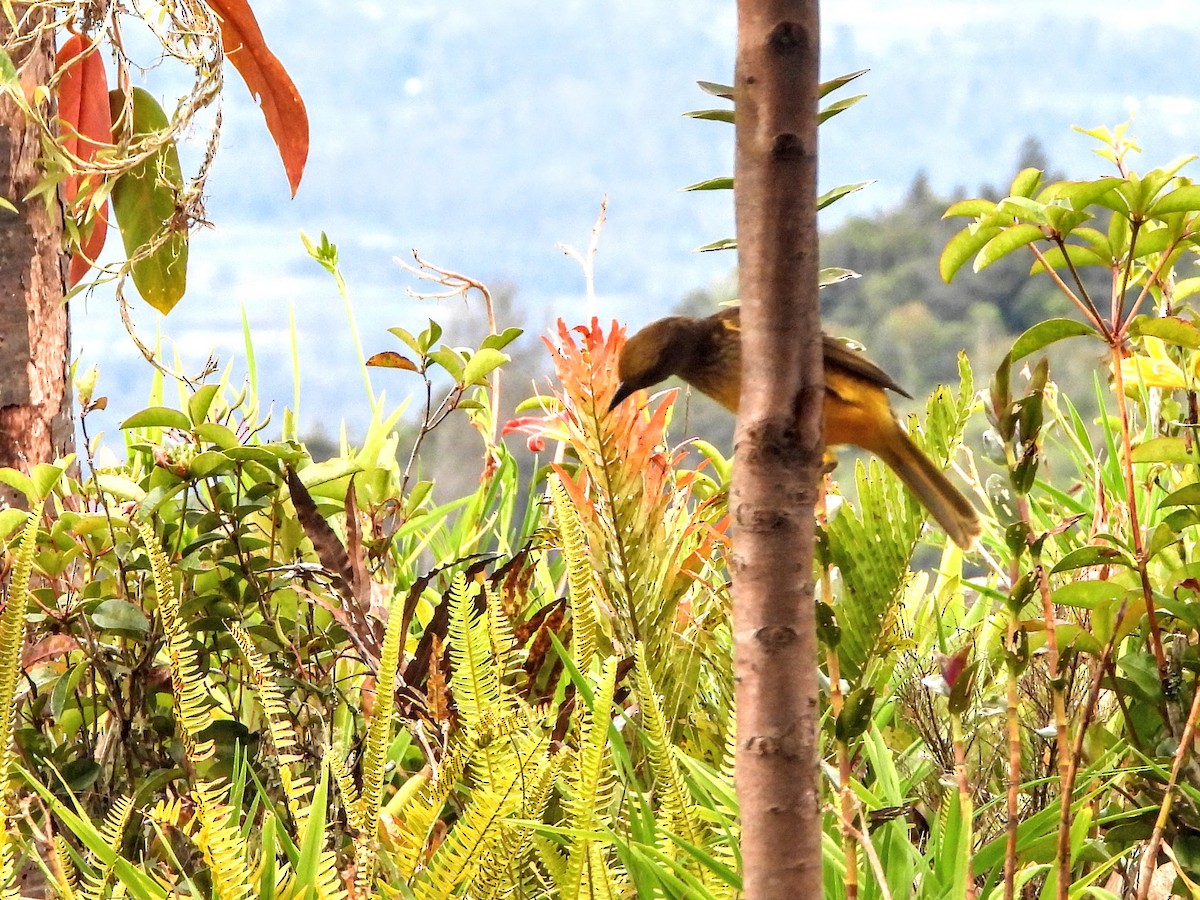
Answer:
[
  {"left": 227, "top": 623, "right": 313, "bottom": 829},
  {"left": 550, "top": 476, "right": 600, "bottom": 673},
  {"left": 349, "top": 583, "right": 411, "bottom": 893},
  {"left": 483, "top": 582, "right": 521, "bottom": 689},
  {"left": 329, "top": 744, "right": 364, "bottom": 832},
  {"left": 447, "top": 574, "right": 508, "bottom": 731},
  {"left": 387, "top": 738, "right": 468, "bottom": 879},
  {"left": 135, "top": 519, "right": 215, "bottom": 762},
  {"left": 49, "top": 834, "right": 79, "bottom": 900},
  {"left": 192, "top": 778, "right": 254, "bottom": 900},
  {"left": 469, "top": 751, "right": 562, "bottom": 900},
  {"left": 312, "top": 850, "right": 348, "bottom": 900},
  {"left": 632, "top": 644, "right": 707, "bottom": 856},
  {"left": 412, "top": 734, "right": 550, "bottom": 900},
  {"left": 79, "top": 795, "right": 135, "bottom": 900},
  {"left": 826, "top": 360, "right": 975, "bottom": 683},
  {"left": 533, "top": 832, "right": 569, "bottom": 885},
  {"left": 561, "top": 656, "right": 622, "bottom": 898},
  {"left": 0, "top": 514, "right": 37, "bottom": 791},
  {"left": 447, "top": 575, "right": 525, "bottom": 793},
  {"left": 0, "top": 513, "right": 37, "bottom": 897}
]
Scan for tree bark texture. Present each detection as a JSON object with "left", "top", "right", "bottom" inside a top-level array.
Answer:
[
  {"left": 0, "top": 6, "right": 72, "bottom": 507},
  {"left": 731, "top": 2, "right": 823, "bottom": 897}
]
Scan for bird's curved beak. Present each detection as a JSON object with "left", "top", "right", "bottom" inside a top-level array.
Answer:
[{"left": 608, "top": 382, "right": 635, "bottom": 412}]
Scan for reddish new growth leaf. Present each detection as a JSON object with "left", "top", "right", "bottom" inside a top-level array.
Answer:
[
  {"left": 56, "top": 34, "right": 113, "bottom": 286},
  {"left": 207, "top": 0, "right": 309, "bottom": 195}
]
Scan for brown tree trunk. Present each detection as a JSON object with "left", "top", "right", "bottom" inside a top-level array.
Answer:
[
  {"left": 731, "top": 2, "right": 823, "bottom": 896},
  {"left": 0, "top": 6, "right": 72, "bottom": 507}
]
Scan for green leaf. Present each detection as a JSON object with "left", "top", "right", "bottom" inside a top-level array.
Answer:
[
  {"left": 819, "top": 68, "right": 868, "bottom": 98},
  {"left": 0, "top": 508, "right": 29, "bottom": 540},
  {"left": 1008, "top": 318, "right": 1095, "bottom": 363},
  {"left": 1130, "top": 315, "right": 1200, "bottom": 350},
  {"left": 695, "top": 237, "right": 737, "bottom": 252},
  {"left": 1050, "top": 545, "right": 1133, "bottom": 574},
  {"left": 195, "top": 422, "right": 240, "bottom": 449},
  {"left": 818, "top": 93, "right": 866, "bottom": 124},
  {"left": 0, "top": 48, "right": 16, "bottom": 88},
  {"left": 681, "top": 176, "right": 733, "bottom": 192},
  {"left": 427, "top": 347, "right": 465, "bottom": 381},
  {"left": 0, "top": 468, "right": 34, "bottom": 503},
  {"left": 943, "top": 198, "right": 997, "bottom": 219},
  {"left": 818, "top": 180, "right": 874, "bottom": 210},
  {"left": 295, "top": 763, "right": 330, "bottom": 893},
  {"left": 1037, "top": 177, "right": 1122, "bottom": 210},
  {"left": 1052, "top": 581, "right": 1124, "bottom": 609},
  {"left": 939, "top": 224, "right": 1002, "bottom": 283},
  {"left": 188, "top": 383, "right": 220, "bottom": 425},
  {"left": 1160, "top": 483, "right": 1200, "bottom": 507},
  {"left": 683, "top": 109, "right": 735, "bottom": 123},
  {"left": 387, "top": 326, "right": 421, "bottom": 355},
  {"left": 1030, "top": 242, "right": 1109, "bottom": 273},
  {"left": 1130, "top": 436, "right": 1197, "bottom": 464},
  {"left": 223, "top": 446, "right": 282, "bottom": 465},
  {"left": 109, "top": 88, "right": 189, "bottom": 314},
  {"left": 120, "top": 406, "right": 192, "bottom": 431},
  {"left": 1032, "top": 241, "right": 1104, "bottom": 273},
  {"left": 974, "top": 223, "right": 1046, "bottom": 272},
  {"left": 30, "top": 462, "right": 65, "bottom": 501},
  {"left": 187, "top": 450, "right": 234, "bottom": 479},
  {"left": 481, "top": 326, "right": 523, "bottom": 351},
  {"left": 462, "top": 347, "right": 509, "bottom": 386},
  {"left": 91, "top": 599, "right": 150, "bottom": 634},
  {"left": 1010, "top": 167, "right": 1043, "bottom": 198},
  {"left": 696, "top": 80, "right": 733, "bottom": 99},
  {"left": 95, "top": 474, "right": 146, "bottom": 502},
  {"left": 298, "top": 458, "right": 362, "bottom": 488},
  {"left": 819, "top": 267, "right": 858, "bottom": 287},
  {"left": 1130, "top": 226, "right": 1174, "bottom": 259}
]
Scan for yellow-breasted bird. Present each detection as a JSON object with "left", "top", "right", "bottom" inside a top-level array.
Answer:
[{"left": 608, "top": 306, "right": 982, "bottom": 549}]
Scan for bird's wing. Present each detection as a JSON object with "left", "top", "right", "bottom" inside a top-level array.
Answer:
[
  {"left": 710, "top": 305, "right": 911, "bottom": 399},
  {"left": 822, "top": 335, "right": 912, "bottom": 399}
]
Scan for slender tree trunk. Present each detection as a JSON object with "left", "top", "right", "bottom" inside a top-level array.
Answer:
[
  {"left": 0, "top": 6, "right": 72, "bottom": 506},
  {"left": 731, "top": 2, "right": 823, "bottom": 896}
]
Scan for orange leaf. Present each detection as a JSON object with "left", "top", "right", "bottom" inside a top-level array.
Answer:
[
  {"left": 68, "top": 205, "right": 109, "bottom": 287},
  {"left": 56, "top": 34, "right": 113, "bottom": 284},
  {"left": 366, "top": 351, "right": 419, "bottom": 371},
  {"left": 207, "top": 0, "right": 308, "bottom": 196}
]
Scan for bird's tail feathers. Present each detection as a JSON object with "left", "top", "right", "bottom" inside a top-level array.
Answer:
[{"left": 875, "top": 425, "right": 981, "bottom": 550}]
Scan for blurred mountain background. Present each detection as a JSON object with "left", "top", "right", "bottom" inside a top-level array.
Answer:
[{"left": 73, "top": 1, "right": 1200, "bottom": 489}]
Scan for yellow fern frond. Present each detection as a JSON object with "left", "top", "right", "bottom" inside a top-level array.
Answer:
[
  {"left": 49, "top": 834, "right": 79, "bottom": 900},
  {"left": 192, "top": 778, "right": 254, "bottom": 900},
  {"left": 0, "top": 514, "right": 38, "bottom": 896},
  {"left": 632, "top": 643, "right": 708, "bottom": 862},
  {"left": 135, "top": 519, "right": 215, "bottom": 763},
  {"left": 447, "top": 575, "right": 522, "bottom": 790},
  {"left": 550, "top": 477, "right": 600, "bottom": 673},
  {"left": 412, "top": 734, "right": 550, "bottom": 900},
  {"left": 386, "top": 739, "right": 468, "bottom": 879},
  {"left": 561, "top": 657, "right": 622, "bottom": 897},
  {"left": 329, "top": 744, "right": 364, "bottom": 832},
  {"left": 79, "top": 795, "right": 135, "bottom": 900},
  {"left": 227, "top": 623, "right": 313, "bottom": 828},
  {"left": 353, "top": 584, "right": 409, "bottom": 892},
  {"left": 469, "top": 750, "right": 562, "bottom": 900}
]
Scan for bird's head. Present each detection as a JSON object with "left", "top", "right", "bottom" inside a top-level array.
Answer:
[{"left": 609, "top": 317, "right": 694, "bottom": 411}]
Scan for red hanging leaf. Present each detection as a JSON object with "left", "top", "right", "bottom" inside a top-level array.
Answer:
[
  {"left": 67, "top": 211, "right": 109, "bottom": 287},
  {"left": 206, "top": 0, "right": 309, "bottom": 196},
  {"left": 56, "top": 34, "right": 113, "bottom": 285}
]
